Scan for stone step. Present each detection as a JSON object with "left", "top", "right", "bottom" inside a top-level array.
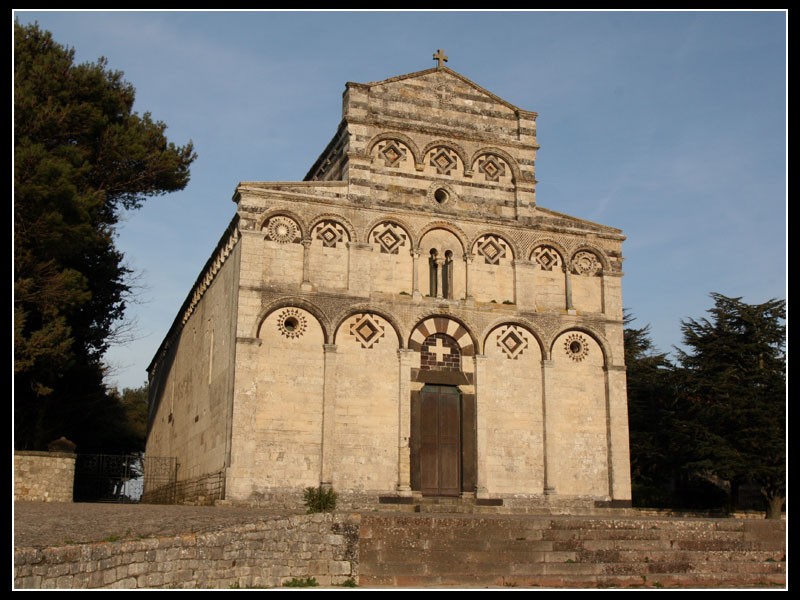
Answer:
[
  {"left": 358, "top": 513, "right": 785, "bottom": 588},
  {"left": 360, "top": 571, "right": 787, "bottom": 589}
]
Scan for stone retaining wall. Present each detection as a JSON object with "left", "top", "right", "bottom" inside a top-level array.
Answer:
[
  {"left": 14, "top": 452, "right": 76, "bottom": 503},
  {"left": 14, "top": 513, "right": 359, "bottom": 589}
]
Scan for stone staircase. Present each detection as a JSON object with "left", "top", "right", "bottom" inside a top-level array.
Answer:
[{"left": 358, "top": 513, "right": 786, "bottom": 588}]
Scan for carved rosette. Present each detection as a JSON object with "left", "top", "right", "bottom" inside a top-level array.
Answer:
[
  {"left": 563, "top": 333, "right": 589, "bottom": 362},
  {"left": 265, "top": 216, "right": 300, "bottom": 244},
  {"left": 276, "top": 308, "right": 307, "bottom": 339},
  {"left": 572, "top": 251, "right": 601, "bottom": 276}
]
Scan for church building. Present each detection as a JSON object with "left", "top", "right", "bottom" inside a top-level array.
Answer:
[{"left": 145, "top": 52, "right": 632, "bottom": 510}]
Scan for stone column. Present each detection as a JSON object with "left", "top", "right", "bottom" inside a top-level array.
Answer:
[
  {"left": 435, "top": 257, "right": 445, "bottom": 299},
  {"left": 541, "top": 359, "right": 556, "bottom": 494},
  {"left": 320, "top": 343, "right": 338, "bottom": 488},
  {"left": 564, "top": 266, "right": 575, "bottom": 312},
  {"left": 473, "top": 354, "right": 490, "bottom": 498},
  {"left": 463, "top": 253, "right": 474, "bottom": 301},
  {"left": 396, "top": 349, "right": 416, "bottom": 496},
  {"left": 411, "top": 249, "right": 422, "bottom": 299},
  {"left": 301, "top": 239, "right": 313, "bottom": 292}
]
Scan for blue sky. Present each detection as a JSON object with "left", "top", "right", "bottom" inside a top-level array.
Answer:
[{"left": 14, "top": 10, "right": 787, "bottom": 391}]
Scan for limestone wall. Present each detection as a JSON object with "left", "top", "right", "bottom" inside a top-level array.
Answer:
[
  {"left": 14, "top": 452, "right": 75, "bottom": 503},
  {"left": 145, "top": 240, "right": 240, "bottom": 487},
  {"left": 546, "top": 332, "right": 610, "bottom": 497},
  {"left": 479, "top": 326, "right": 544, "bottom": 494},
  {"left": 331, "top": 313, "right": 401, "bottom": 493},
  {"left": 227, "top": 307, "right": 325, "bottom": 499},
  {"left": 14, "top": 513, "right": 359, "bottom": 589}
]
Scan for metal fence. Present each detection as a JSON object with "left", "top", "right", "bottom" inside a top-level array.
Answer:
[
  {"left": 73, "top": 454, "right": 177, "bottom": 503},
  {"left": 141, "top": 470, "right": 225, "bottom": 505}
]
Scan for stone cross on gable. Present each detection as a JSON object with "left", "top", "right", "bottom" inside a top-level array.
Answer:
[
  {"left": 429, "top": 337, "right": 451, "bottom": 362},
  {"left": 433, "top": 49, "right": 448, "bottom": 68}
]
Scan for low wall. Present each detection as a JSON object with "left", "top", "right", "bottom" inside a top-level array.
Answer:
[
  {"left": 14, "top": 452, "right": 76, "bottom": 503},
  {"left": 14, "top": 513, "right": 360, "bottom": 589}
]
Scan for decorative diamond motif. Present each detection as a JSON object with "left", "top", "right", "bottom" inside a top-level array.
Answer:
[
  {"left": 478, "top": 155, "right": 506, "bottom": 182},
  {"left": 476, "top": 235, "right": 507, "bottom": 265},
  {"left": 573, "top": 251, "right": 601, "bottom": 276},
  {"left": 350, "top": 314, "right": 385, "bottom": 349},
  {"left": 497, "top": 326, "right": 529, "bottom": 359},
  {"left": 379, "top": 141, "right": 407, "bottom": 167},
  {"left": 533, "top": 246, "right": 562, "bottom": 271},
  {"left": 265, "top": 216, "right": 299, "bottom": 244},
  {"left": 564, "top": 333, "right": 590, "bottom": 362},
  {"left": 313, "top": 220, "right": 347, "bottom": 248},
  {"left": 370, "top": 223, "right": 407, "bottom": 254},
  {"left": 429, "top": 147, "right": 458, "bottom": 175}
]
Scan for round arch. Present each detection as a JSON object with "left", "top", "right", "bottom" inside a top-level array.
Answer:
[
  {"left": 529, "top": 238, "right": 569, "bottom": 266},
  {"left": 331, "top": 306, "right": 405, "bottom": 348},
  {"left": 307, "top": 212, "right": 358, "bottom": 244},
  {"left": 481, "top": 318, "right": 546, "bottom": 359},
  {"left": 416, "top": 221, "right": 469, "bottom": 254},
  {"left": 408, "top": 314, "right": 479, "bottom": 355},
  {"left": 569, "top": 244, "right": 611, "bottom": 272},
  {"left": 421, "top": 139, "right": 470, "bottom": 173},
  {"left": 252, "top": 297, "right": 330, "bottom": 343},
  {"left": 468, "top": 230, "right": 520, "bottom": 262},
  {"left": 365, "top": 132, "right": 421, "bottom": 166},
  {"left": 365, "top": 216, "right": 417, "bottom": 250},
  {"left": 549, "top": 326, "right": 613, "bottom": 366},
  {"left": 256, "top": 209, "right": 307, "bottom": 241},
  {"left": 469, "top": 147, "right": 521, "bottom": 183}
]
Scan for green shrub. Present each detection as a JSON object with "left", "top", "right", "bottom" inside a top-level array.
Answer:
[
  {"left": 303, "top": 486, "right": 337, "bottom": 513},
  {"left": 283, "top": 577, "right": 319, "bottom": 588}
]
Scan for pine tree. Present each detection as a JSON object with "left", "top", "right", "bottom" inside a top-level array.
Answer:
[
  {"left": 676, "top": 294, "right": 786, "bottom": 518},
  {"left": 14, "top": 21, "right": 196, "bottom": 450}
]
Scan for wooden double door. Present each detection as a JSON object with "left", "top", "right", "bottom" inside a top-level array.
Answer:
[{"left": 417, "top": 385, "right": 462, "bottom": 497}]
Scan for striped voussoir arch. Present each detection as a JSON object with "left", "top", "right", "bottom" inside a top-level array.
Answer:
[{"left": 408, "top": 317, "right": 475, "bottom": 356}]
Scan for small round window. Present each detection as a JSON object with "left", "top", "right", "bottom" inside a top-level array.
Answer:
[
  {"left": 275, "top": 308, "right": 307, "bottom": 339},
  {"left": 564, "top": 333, "right": 589, "bottom": 362},
  {"left": 434, "top": 188, "right": 449, "bottom": 204}
]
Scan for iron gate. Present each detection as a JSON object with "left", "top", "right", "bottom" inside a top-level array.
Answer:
[{"left": 73, "top": 454, "right": 177, "bottom": 503}]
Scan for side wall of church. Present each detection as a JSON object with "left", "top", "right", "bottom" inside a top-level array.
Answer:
[{"left": 145, "top": 242, "right": 240, "bottom": 483}]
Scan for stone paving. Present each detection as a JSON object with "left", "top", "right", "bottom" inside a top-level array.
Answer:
[{"left": 13, "top": 502, "right": 302, "bottom": 549}]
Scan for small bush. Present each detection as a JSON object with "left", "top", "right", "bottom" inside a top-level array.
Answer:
[
  {"left": 283, "top": 577, "right": 319, "bottom": 588},
  {"left": 338, "top": 578, "right": 358, "bottom": 588},
  {"left": 303, "top": 486, "right": 337, "bottom": 513}
]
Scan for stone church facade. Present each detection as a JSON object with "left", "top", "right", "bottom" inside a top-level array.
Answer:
[{"left": 145, "top": 56, "right": 632, "bottom": 509}]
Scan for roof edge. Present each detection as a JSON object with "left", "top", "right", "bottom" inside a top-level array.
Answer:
[{"left": 347, "top": 66, "right": 536, "bottom": 116}]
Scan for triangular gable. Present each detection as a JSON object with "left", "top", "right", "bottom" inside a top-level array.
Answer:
[{"left": 351, "top": 66, "right": 535, "bottom": 116}]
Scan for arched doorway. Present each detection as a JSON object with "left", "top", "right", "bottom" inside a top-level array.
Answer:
[{"left": 408, "top": 319, "right": 477, "bottom": 497}]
